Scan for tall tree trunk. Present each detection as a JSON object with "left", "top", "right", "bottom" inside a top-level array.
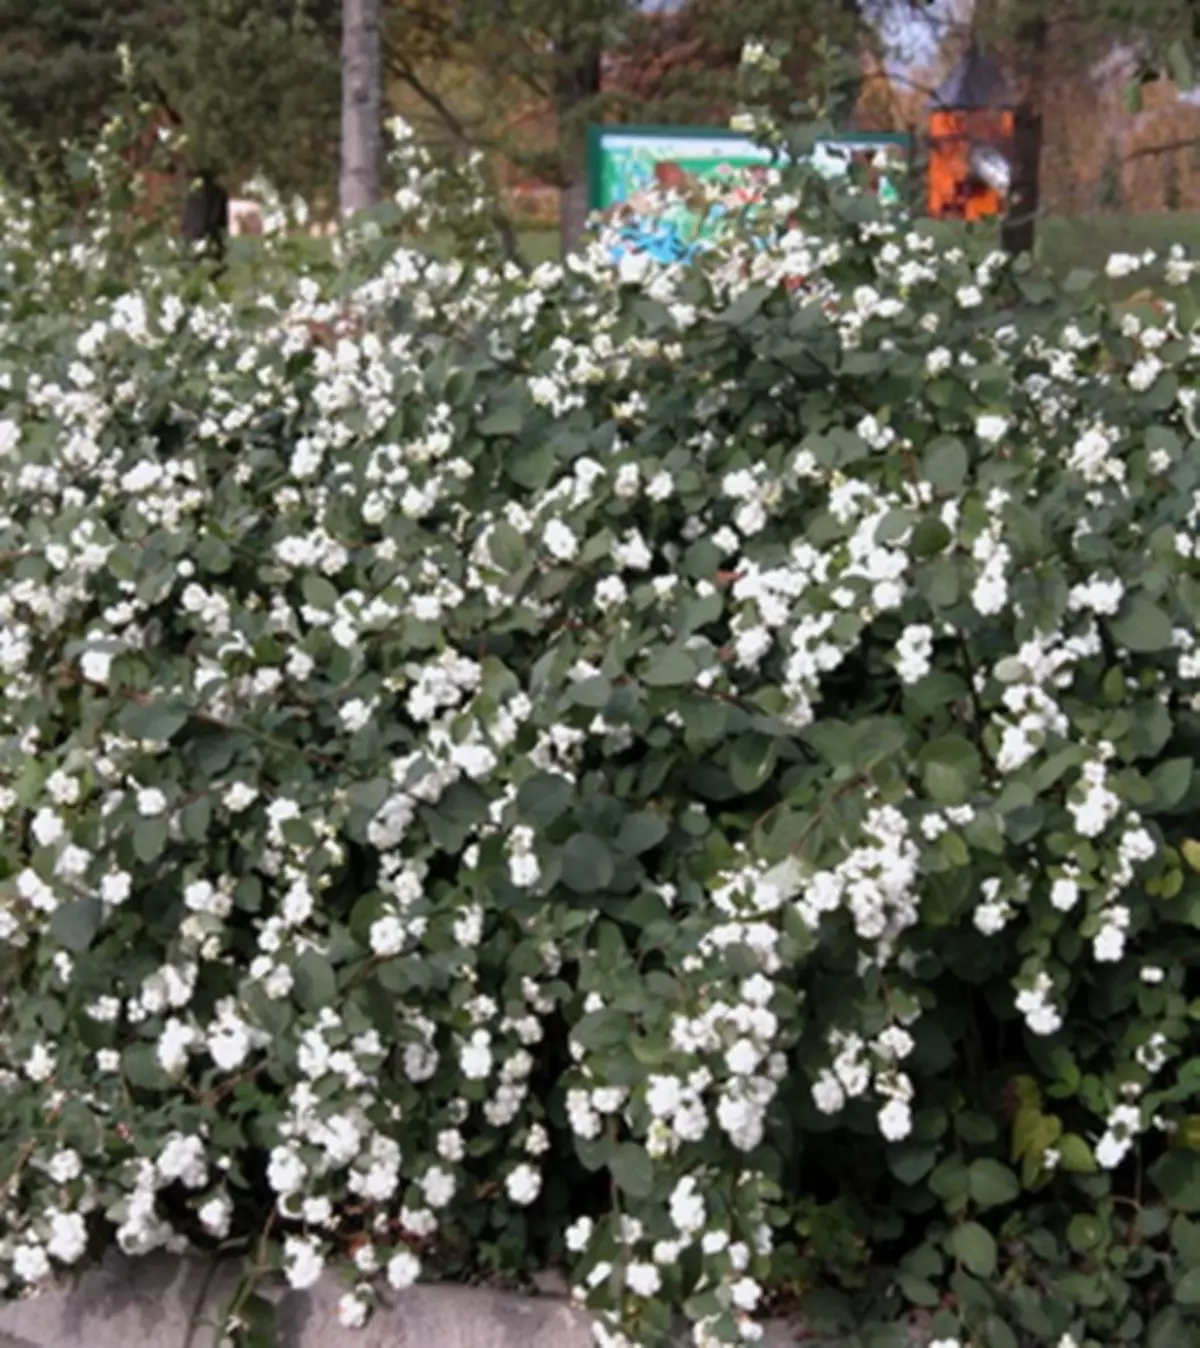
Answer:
[
  {"left": 180, "top": 169, "right": 229, "bottom": 259},
  {"left": 340, "top": 0, "right": 382, "bottom": 215},
  {"left": 1001, "top": 14, "right": 1046, "bottom": 256},
  {"left": 555, "top": 43, "right": 602, "bottom": 256}
]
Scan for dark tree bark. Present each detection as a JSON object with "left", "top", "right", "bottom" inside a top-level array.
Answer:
[
  {"left": 1001, "top": 106, "right": 1042, "bottom": 256},
  {"left": 1001, "top": 14, "right": 1046, "bottom": 256},
  {"left": 555, "top": 42, "right": 602, "bottom": 256},
  {"left": 180, "top": 169, "right": 229, "bottom": 257}
]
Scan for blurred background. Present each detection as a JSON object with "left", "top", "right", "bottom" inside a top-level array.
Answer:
[{"left": 0, "top": 0, "right": 1197, "bottom": 269}]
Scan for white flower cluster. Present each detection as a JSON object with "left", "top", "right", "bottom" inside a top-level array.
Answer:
[{"left": 0, "top": 108, "right": 1195, "bottom": 1348}]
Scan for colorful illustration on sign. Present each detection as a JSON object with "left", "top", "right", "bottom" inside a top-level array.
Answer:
[{"left": 587, "top": 126, "right": 911, "bottom": 264}]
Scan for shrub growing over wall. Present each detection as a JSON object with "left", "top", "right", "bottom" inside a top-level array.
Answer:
[{"left": 1, "top": 127, "right": 1200, "bottom": 1348}]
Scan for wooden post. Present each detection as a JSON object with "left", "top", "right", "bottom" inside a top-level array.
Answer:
[{"left": 1001, "top": 106, "right": 1041, "bottom": 256}]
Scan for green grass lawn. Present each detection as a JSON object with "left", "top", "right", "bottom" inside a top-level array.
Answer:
[
  {"left": 223, "top": 211, "right": 1199, "bottom": 291},
  {"left": 1037, "top": 211, "right": 1200, "bottom": 273},
  {"left": 512, "top": 212, "right": 1200, "bottom": 278}
]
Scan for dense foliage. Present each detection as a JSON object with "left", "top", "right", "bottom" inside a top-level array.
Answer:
[
  {"left": 0, "top": 0, "right": 339, "bottom": 202},
  {"left": 1, "top": 114, "right": 1200, "bottom": 1348}
]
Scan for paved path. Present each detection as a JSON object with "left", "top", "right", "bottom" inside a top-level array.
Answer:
[{"left": 0, "top": 1252, "right": 838, "bottom": 1348}]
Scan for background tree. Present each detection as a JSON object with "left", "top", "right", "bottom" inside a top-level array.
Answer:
[
  {"left": 383, "top": 0, "right": 875, "bottom": 253},
  {"left": 0, "top": 0, "right": 165, "bottom": 192},
  {"left": 341, "top": 0, "right": 384, "bottom": 213},
  {"left": 0, "top": 0, "right": 340, "bottom": 208}
]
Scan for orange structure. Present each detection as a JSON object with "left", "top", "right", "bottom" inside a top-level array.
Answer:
[{"left": 927, "top": 48, "right": 1014, "bottom": 222}]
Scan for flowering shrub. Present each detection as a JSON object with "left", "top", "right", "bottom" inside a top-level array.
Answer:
[{"left": 2, "top": 112, "right": 1200, "bottom": 1348}]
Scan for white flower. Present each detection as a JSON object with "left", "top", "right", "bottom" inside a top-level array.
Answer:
[
  {"left": 420, "top": 1166, "right": 457, "bottom": 1209},
  {"left": 1105, "top": 251, "right": 1140, "bottom": 278},
  {"left": 336, "top": 1292, "right": 370, "bottom": 1329},
  {"left": 46, "top": 1212, "right": 88, "bottom": 1265},
  {"left": 339, "top": 698, "right": 374, "bottom": 733},
  {"left": 459, "top": 1030, "right": 492, "bottom": 1080},
  {"left": 100, "top": 869, "right": 133, "bottom": 906},
  {"left": 283, "top": 1235, "right": 325, "bottom": 1290},
  {"left": 1049, "top": 877, "right": 1079, "bottom": 912},
  {"left": 223, "top": 782, "right": 257, "bottom": 812},
  {"left": 542, "top": 519, "right": 578, "bottom": 562},
  {"left": 505, "top": 1163, "right": 541, "bottom": 1206},
  {"left": 81, "top": 648, "right": 113, "bottom": 683},
  {"left": 669, "top": 1178, "right": 706, "bottom": 1235},
  {"left": 370, "top": 914, "right": 408, "bottom": 957},
  {"left": 877, "top": 1098, "right": 912, "bottom": 1141},
  {"left": 811, "top": 1070, "right": 845, "bottom": 1115},
  {"left": 626, "top": 1262, "right": 662, "bottom": 1296},
  {"left": 31, "top": 808, "right": 65, "bottom": 848},
  {"left": 565, "top": 1216, "right": 594, "bottom": 1252},
  {"left": 47, "top": 1149, "right": 83, "bottom": 1184},
  {"left": 12, "top": 1243, "right": 51, "bottom": 1283},
  {"left": 975, "top": 413, "right": 1009, "bottom": 444},
  {"left": 198, "top": 1194, "right": 233, "bottom": 1238},
  {"left": 730, "top": 1277, "right": 761, "bottom": 1311},
  {"left": 136, "top": 787, "right": 168, "bottom": 817},
  {"left": 386, "top": 1249, "right": 422, "bottom": 1290},
  {"left": 267, "top": 1146, "right": 307, "bottom": 1196}
]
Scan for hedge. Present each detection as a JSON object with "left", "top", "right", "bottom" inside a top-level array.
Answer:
[{"left": 1, "top": 115, "right": 1200, "bottom": 1348}]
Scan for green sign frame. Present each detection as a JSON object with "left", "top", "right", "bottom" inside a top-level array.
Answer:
[{"left": 586, "top": 123, "right": 913, "bottom": 215}]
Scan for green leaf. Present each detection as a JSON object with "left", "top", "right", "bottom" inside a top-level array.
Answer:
[
  {"left": 49, "top": 898, "right": 102, "bottom": 954},
  {"left": 923, "top": 437, "right": 969, "bottom": 493},
  {"left": 1108, "top": 596, "right": 1173, "bottom": 653},
  {"left": 1149, "top": 757, "right": 1193, "bottom": 811},
  {"left": 1150, "top": 1307, "right": 1188, "bottom": 1348},
  {"left": 1057, "top": 1133, "right": 1097, "bottom": 1174},
  {"left": 947, "top": 1221, "right": 997, "bottom": 1277},
  {"left": 896, "top": 1273, "right": 940, "bottom": 1307},
  {"left": 610, "top": 1142, "right": 655, "bottom": 1198},
  {"left": 967, "top": 1158, "right": 1021, "bottom": 1209},
  {"left": 478, "top": 403, "right": 523, "bottom": 437},
  {"left": 560, "top": 833, "right": 615, "bottom": 894},
  {"left": 1067, "top": 1213, "right": 1103, "bottom": 1252},
  {"left": 180, "top": 796, "right": 213, "bottom": 843},
  {"left": 517, "top": 772, "right": 573, "bottom": 827},
  {"left": 487, "top": 520, "right": 527, "bottom": 571},
  {"left": 615, "top": 812, "right": 669, "bottom": 857},
  {"left": 1135, "top": 1204, "right": 1172, "bottom": 1239},
  {"left": 123, "top": 1043, "right": 169, "bottom": 1091},
  {"left": 642, "top": 648, "right": 697, "bottom": 687},
  {"left": 1183, "top": 840, "right": 1200, "bottom": 873},
  {"left": 1150, "top": 1150, "right": 1200, "bottom": 1211},
  {"left": 292, "top": 951, "right": 337, "bottom": 1012},
  {"left": 120, "top": 698, "right": 190, "bottom": 742},
  {"left": 729, "top": 733, "right": 778, "bottom": 793},
  {"left": 975, "top": 1314, "right": 1019, "bottom": 1348},
  {"left": 133, "top": 816, "right": 169, "bottom": 864},
  {"left": 573, "top": 1009, "right": 632, "bottom": 1051},
  {"left": 929, "top": 1155, "right": 970, "bottom": 1204},
  {"left": 301, "top": 573, "right": 339, "bottom": 611},
  {"left": 888, "top": 1145, "right": 939, "bottom": 1185},
  {"left": 911, "top": 517, "right": 952, "bottom": 557},
  {"left": 1167, "top": 38, "right": 1194, "bottom": 91},
  {"left": 715, "top": 285, "right": 771, "bottom": 325},
  {"left": 920, "top": 735, "right": 982, "bottom": 805}
]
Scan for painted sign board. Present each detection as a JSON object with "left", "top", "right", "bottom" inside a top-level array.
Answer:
[{"left": 586, "top": 124, "right": 912, "bottom": 264}]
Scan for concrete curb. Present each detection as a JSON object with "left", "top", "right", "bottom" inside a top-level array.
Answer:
[{"left": 0, "top": 1253, "right": 819, "bottom": 1348}]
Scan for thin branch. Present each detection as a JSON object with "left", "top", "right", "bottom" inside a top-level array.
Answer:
[
  {"left": 1123, "top": 135, "right": 1199, "bottom": 162},
  {"left": 381, "top": 44, "right": 530, "bottom": 269}
]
